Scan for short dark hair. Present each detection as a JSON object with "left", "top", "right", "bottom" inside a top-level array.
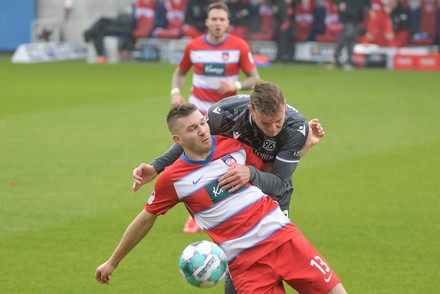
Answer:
[
  {"left": 207, "top": 2, "right": 229, "bottom": 16},
  {"left": 250, "top": 81, "right": 285, "bottom": 116},
  {"left": 166, "top": 103, "right": 198, "bottom": 133}
]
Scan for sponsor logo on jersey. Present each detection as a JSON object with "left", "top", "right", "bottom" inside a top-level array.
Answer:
[
  {"left": 254, "top": 150, "right": 274, "bottom": 161},
  {"left": 222, "top": 52, "right": 229, "bottom": 61},
  {"left": 221, "top": 154, "right": 237, "bottom": 166},
  {"left": 203, "top": 64, "right": 226, "bottom": 76},
  {"left": 147, "top": 191, "right": 156, "bottom": 205},
  {"left": 205, "top": 181, "right": 229, "bottom": 203}
]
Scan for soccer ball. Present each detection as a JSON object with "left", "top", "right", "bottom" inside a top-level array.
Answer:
[{"left": 179, "top": 240, "right": 228, "bottom": 288}]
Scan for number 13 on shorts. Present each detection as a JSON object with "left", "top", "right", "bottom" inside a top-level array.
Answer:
[{"left": 310, "top": 256, "right": 333, "bottom": 283}]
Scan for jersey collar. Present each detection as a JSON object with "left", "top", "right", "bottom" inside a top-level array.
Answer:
[{"left": 181, "top": 135, "right": 216, "bottom": 164}]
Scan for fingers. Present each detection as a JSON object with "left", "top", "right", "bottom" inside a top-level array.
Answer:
[
  {"left": 95, "top": 270, "right": 110, "bottom": 285},
  {"left": 132, "top": 181, "right": 141, "bottom": 192},
  {"left": 218, "top": 164, "right": 247, "bottom": 192}
]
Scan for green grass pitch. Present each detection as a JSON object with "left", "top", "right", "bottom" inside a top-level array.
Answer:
[{"left": 0, "top": 54, "right": 439, "bottom": 293}]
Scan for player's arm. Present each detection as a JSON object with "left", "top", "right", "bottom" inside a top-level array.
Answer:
[
  {"left": 217, "top": 68, "right": 260, "bottom": 95},
  {"left": 171, "top": 67, "right": 187, "bottom": 106},
  {"left": 246, "top": 155, "right": 297, "bottom": 196},
  {"left": 95, "top": 209, "right": 158, "bottom": 285},
  {"left": 220, "top": 121, "right": 311, "bottom": 194},
  {"left": 132, "top": 144, "right": 183, "bottom": 191},
  {"left": 300, "top": 118, "right": 325, "bottom": 158}
]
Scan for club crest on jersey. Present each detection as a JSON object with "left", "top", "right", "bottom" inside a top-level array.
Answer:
[
  {"left": 222, "top": 52, "right": 229, "bottom": 61},
  {"left": 262, "top": 138, "right": 276, "bottom": 151},
  {"left": 147, "top": 191, "right": 156, "bottom": 205},
  {"left": 221, "top": 154, "right": 237, "bottom": 166}
]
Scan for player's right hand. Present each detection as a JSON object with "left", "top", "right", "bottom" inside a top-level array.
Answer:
[
  {"left": 95, "top": 261, "right": 116, "bottom": 285},
  {"left": 132, "top": 163, "right": 158, "bottom": 192},
  {"left": 171, "top": 93, "right": 185, "bottom": 107}
]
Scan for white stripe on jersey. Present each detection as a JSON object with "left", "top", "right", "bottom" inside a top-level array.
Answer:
[
  {"left": 193, "top": 73, "right": 239, "bottom": 90},
  {"left": 188, "top": 96, "right": 213, "bottom": 113},
  {"left": 275, "top": 155, "right": 300, "bottom": 163},
  {"left": 219, "top": 207, "right": 291, "bottom": 262},
  {"left": 190, "top": 50, "right": 240, "bottom": 64},
  {"left": 173, "top": 150, "right": 247, "bottom": 199},
  {"left": 194, "top": 185, "right": 267, "bottom": 229}
]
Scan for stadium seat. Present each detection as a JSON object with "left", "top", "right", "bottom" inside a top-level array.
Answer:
[
  {"left": 132, "top": 0, "right": 155, "bottom": 38},
  {"left": 153, "top": 0, "right": 187, "bottom": 39},
  {"left": 295, "top": 0, "right": 314, "bottom": 41},
  {"left": 410, "top": 0, "right": 438, "bottom": 45},
  {"left": 249, "top": 2, "right": 273, "bottom": 41},
  {"left": 315, "top": 0, "right": 342, "bottom": 43}
]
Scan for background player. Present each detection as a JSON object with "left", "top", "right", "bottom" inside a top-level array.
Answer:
[{"left": 170, "top": 2, "right": 260, "bottom": 113}]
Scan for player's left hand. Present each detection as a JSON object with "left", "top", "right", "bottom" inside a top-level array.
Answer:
[
  {"left": 307, "top": 118, "right": 325, "bottom": 146},
  {"left": 218, "top": 163, "right": 250, "bottom": 193},
  {"left": 217, "top": 80, "right": 237, "bottom": 95}
]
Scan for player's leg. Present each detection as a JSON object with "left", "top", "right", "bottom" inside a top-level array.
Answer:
[
  {"left": 327, "top": 283, "right": 347, "bottom": 294},
  {"left": 231, "top": 254, "right": 285, "bottom": 294},
  {"left": 224, "top": 271, "right": 237, "bottom": 294},
  {"left": 279, "top": 235, "right": 344, "bottom": 294},
  {"left": 183, "top": 215, "right": 200, "bottom": 234}
]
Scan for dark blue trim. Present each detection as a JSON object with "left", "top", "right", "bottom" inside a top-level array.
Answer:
[{"left": 203, "top": 33, "right": 229, "bottom": 47}]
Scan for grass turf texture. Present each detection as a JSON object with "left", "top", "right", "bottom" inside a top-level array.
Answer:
[{"left": 0, "top": 54, "right": 439, "bottom": 293}]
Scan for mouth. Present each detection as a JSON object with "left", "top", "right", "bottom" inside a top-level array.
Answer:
[{"left": 202, "top": 137, "right": 211, "bottom": 144}]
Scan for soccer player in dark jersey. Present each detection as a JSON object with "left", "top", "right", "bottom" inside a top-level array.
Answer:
[{"left": 133, "top": 81, "right": 324, "bottom": 216}]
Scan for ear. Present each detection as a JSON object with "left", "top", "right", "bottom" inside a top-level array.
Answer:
[{"left": 173, "top": 134, "right": 182, "bottom": 145}]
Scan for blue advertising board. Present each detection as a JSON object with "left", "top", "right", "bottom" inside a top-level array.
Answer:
[{"left": 0, "top": 0, "right": 36, "bottom": 51}]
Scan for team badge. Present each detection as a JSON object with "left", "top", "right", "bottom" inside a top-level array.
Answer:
[
  {"left": 222, "top": 52, "right": 229, "bottom": 61},
  {"left": 262, "top": 138, "right": 276, "bottom": 151},
  {"left": 221, "top": 154, "right": 236, "bottom": 166}
]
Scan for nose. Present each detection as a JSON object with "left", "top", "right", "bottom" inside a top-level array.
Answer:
[{"left": 267, "top": 124, "right": 278, "bottom": 134}]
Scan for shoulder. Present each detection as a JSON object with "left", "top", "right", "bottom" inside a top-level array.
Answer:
[
  {"left": 225, "top": 34, "right": 250, "bottom": 49},
  {"left": 283, "top": 105, "right": 308, "bottom": 136},
  {"left": 186, "top": 35, "right": 206, "bottom": 48},
  {"left": 210, "top": 95, "right": 250, "bottom": 111}
]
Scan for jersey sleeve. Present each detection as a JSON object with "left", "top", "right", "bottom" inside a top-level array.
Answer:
[
  {"left": 145, "top": 170, "right": 179, "bottom": 215},
  {"left": 207, "top": 104, "right": 223, "bottom": 135},
  {"left": 241, "top": 142, "right": 265, "bottom": 171},
  {"left": 178, "top": 42, "right": 193, "bottom": 73},
  {"left": 150, "top": 144, "right": 184, "bottom": 174},
  {"left": 238, "top": 39, "right": 256, "bottom": 74}
]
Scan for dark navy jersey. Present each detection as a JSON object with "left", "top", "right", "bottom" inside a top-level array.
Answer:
[
  {"left": 208, "top": 95, "right": 308, "bottom": 164},
  {"left": 151, "top": 95, "right": 309, "bottom": 213}
]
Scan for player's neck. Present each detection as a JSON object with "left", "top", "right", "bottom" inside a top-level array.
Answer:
[
  {"left": 206, "top": 33, "right": 226, "bottom": 45},
  {"left": 184, "top": 150, "right": 211, "bottom": 161}
]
